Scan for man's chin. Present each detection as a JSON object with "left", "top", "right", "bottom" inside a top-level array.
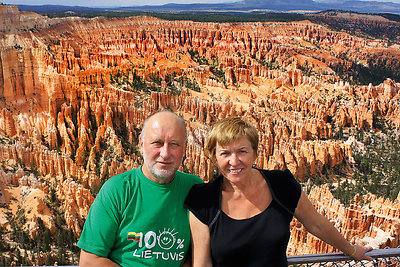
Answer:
[{"left": 151, "top": 169, "right": 176, "bottom": 181}]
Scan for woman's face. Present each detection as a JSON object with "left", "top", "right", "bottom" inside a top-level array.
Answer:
[{"left": 215, "top": 136, "right": 257, "bottom": 184}]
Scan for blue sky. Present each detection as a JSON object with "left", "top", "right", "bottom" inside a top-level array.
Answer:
[
  {"left": 5, "top": 0, "right": 232, "bottom": 8},
  {"left": 4, "top": 0, "right": 400, "bottom": 7}
]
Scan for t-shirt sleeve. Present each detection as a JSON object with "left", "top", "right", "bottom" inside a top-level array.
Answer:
[
  {"left": 266, "top": 169, "right": 302, "bottom": 215},
  {"left": 282, "top": 169, "right": 302, "bottom": 213},
  {"left": 184, "top": 182, "right": 218, "bottom": 226},
  {"left": 77, "top": 178, "right": 122, "bottom": 257}
]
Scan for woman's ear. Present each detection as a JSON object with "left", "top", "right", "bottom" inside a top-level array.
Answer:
[
  {"left": 209, "top": 155, "right": 217, "bottom": 168},
  {"left": 209, "top": 156, "right": 220, "bottom": 180}
]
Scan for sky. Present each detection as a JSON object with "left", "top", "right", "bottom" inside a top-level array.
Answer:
[
  {"left": 4, "top": 0, "right": 400, "bottom": 7},
  {"left": 5, "top": 0, "right": 233, "bottom": 8}
]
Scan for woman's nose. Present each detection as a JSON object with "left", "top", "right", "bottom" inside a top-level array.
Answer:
[{"left": 229, "top": 154, "right": 240, "bottom": 165}]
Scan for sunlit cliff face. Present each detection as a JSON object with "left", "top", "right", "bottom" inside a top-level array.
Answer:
[{"left": 0, "top": 5, "right": 399, "bottom": 265}]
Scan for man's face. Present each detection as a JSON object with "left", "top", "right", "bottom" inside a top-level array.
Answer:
[{"left": 139, "top": 113, "right": 186, "bottom": 183}]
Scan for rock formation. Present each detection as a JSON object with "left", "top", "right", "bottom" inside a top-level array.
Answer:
[{"left": 288, "top": 185, "right": 400, "bottom": 255}]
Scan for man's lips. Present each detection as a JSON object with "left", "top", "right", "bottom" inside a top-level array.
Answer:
[{"left": 156, "top": 161, "right": 173, "bottom": 165}]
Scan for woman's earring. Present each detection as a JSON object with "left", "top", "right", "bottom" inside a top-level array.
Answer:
[
  {"left": 252, "top": 163, "right": 257, "bottom": 168},
  {"left": 212, "top": 168, "right": 218, "bottom": 176}
]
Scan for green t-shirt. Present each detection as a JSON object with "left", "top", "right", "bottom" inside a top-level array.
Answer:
[{"left": 77, "top": 167, "right": 203, "bottom": 266}]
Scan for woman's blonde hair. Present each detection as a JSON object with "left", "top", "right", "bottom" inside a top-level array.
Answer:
[{"left": 204, "top": 117, "right": 259, "bottom": 161}]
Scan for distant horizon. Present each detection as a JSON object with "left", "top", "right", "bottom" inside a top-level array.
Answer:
[
  {"left": 4, "top": 0, "right": 232, "bottom": 8},
  {"left": 4, "top": 0, "right": 400, "bottom": 8}
]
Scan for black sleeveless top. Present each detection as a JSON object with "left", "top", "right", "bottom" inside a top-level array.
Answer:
[{"left": 184, "top": 169, "right": 301, "bottom": 267}]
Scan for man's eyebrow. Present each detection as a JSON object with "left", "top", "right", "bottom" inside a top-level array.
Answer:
[{"left": 170, "top": 139, "right": 183, "bottom": 143}]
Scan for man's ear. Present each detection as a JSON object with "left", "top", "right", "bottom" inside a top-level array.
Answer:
[{"left": 138, "top": 136, "right": 144, "bottom": 155}]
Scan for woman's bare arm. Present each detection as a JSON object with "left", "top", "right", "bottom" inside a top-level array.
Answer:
[
  {"left": 189, "top": 212, "right": 213, "bottom": 267},
  {"left": 294, "top": 191, "right": 373, "bottom": 261}
]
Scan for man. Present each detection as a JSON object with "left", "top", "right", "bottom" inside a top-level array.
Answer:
[{"left": 78, "top": 110, "right": 203, "bottom": 266}]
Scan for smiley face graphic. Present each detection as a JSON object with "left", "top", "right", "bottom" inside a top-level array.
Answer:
[{"left": 158, "top": 229, "right": 177, "bottom": 250}]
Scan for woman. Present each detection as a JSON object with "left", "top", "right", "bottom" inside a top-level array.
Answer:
[{"left": 184, "top": 117, "right": 373, "bottom": 267}]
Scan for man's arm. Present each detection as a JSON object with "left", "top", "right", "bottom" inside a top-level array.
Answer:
[{"left": 79, "top": 249, "right": 121, "bottom": 267}]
